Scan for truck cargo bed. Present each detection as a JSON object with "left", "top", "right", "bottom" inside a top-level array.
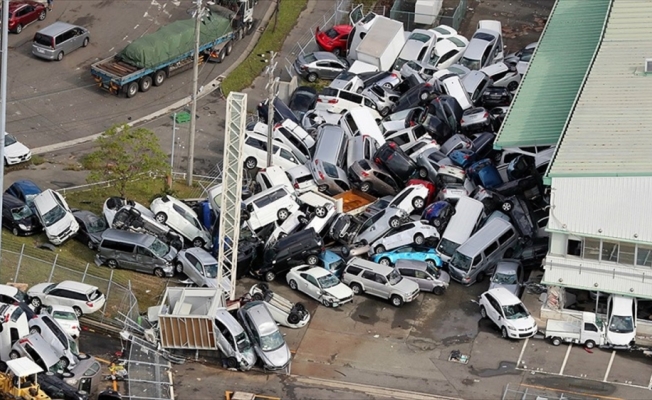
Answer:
[
  {"left": 93, "top": 57, "right": 139, "bottom": 78},
  {"left": 333, "top": 190, "right": 376, "bottom": 214}
]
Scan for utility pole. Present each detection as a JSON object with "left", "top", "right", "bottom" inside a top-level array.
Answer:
[
  {"left": 260, "top": 51, "right": 278, "bottom": 167},
  {"left": 187, "top": 0, "right": 203, "bottom": 186},
  {"left": 0, "top": 0, "right": 9, "bottom": 258}
]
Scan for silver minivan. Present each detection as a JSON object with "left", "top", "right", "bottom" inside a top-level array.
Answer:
[
  {"left": 32, "top": 22, "right": 90, "bottom": 61},
  {"left": 309, "top": 124, "right": 350, "bottom": 194},
  {"left": 94, "top": 229, "right": 177, "bottom": 278},
  {"left": 448, "top": 218, "right": 518, "bottom": 286}
]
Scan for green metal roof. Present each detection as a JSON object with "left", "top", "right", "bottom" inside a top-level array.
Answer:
[
  {"left": 546, "top": 0, "right": 652, "bottom": 182},
  {"left": 493, "top": 0, "right": 612, "bottom": 150}
]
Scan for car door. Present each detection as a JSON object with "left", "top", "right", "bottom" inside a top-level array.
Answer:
[
  {"left": 171, "top": 204, "right": 190, "bottom": 236},
  {"left": 214, "top": 319, "right": 236, "bottom": 358},
  {"left": 300, "top": 273, "right": 321, "bottom": 300},
  {"left": 389, "top": 187, "right": 412, "bottom": 210},
  {"left": 46, "top": 289, "right": 73, "bottom": 308},
  {"left": 413, "top": 270, "right": 433, "bottom": 291},
  {"left": 385, "top": 223, "right": 414, "bottom": 249},
  {"left": 486, "top": 294, "right": 503, "bottom": 326},
  {"left": 372, "top": 272, "right": 390, "bottom": 298},
  {"left": 361, "top": 270, "right": 378, "bottom": 295}
]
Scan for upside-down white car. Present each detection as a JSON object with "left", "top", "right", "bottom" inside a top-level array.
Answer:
[{"left": 286, "top": 265, "right": 354, "bottom": 308}]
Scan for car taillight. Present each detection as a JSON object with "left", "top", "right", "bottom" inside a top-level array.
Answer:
[
  {"left": 300, "top": 65, "right": 308, "bottom": 71},
  {"left": 319, "top": 172, "right": 325, "bottom": 180},
  {"left": 71, "top": 326, "right": 78, "bottom": 330},
  {"left": 375, "top": 157, "right": 381, "bottom": 164},
  {"left": 361, "top": 170, "right": 369, "bottom": 177},
  {"left": 294, "top": 182, "right": 300, "bottom": 189},
  {"left": 442, "top": 188, "right": 447, "bottom": 193},
  {"left": 260, "top": 168, "right": 266, "bottom": 172},
  {"left": 390, "top": 73, "right": 397, "bottom": 78},
  {"left": 86, "top": 302, "right": 94, "bottom": 308},
  {"left": 463, "top": 154, "right": 470, "bottom": 160},
  {"left": 274, "top": 123, "right": 282, "bottom": 129},
  {"left": 389, "top": 142, "right": 397, "bottom": 149},
  {"left": 483, "top": 112, "right": 489, "bottom": 119},
  {"left": 460, "top": 118, "right": 465, "bottom": 124},
  {"left": 328, "top": 99, "right": 338, "bottom": 104}
]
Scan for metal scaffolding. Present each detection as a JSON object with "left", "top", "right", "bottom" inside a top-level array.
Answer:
[{"left": 216, "top": 92, "right": 247, "bottom": 300}]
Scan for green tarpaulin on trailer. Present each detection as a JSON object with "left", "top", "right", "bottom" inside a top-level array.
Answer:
[{"left": 118, "top": 16, "right": 232, "bottom": 69}]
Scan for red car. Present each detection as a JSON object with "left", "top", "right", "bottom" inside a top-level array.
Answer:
[
  {"left": 7, "top": 1, "right": 46, "bottom": 34},
  {"left": 315, "top": 24, "right": 352, "bottom": 56}
]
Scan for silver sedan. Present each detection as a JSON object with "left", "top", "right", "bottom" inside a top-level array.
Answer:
[
  {"left": 293, "top": 52, "right": 349, "bottom": 83},
  {"left": 361, "top": 84, "right": 401, "bottom": 117},
  {"left": 175, "top": 247, "right": 218, "bottom": 288}
]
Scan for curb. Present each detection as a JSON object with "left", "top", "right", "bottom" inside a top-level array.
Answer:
[{"left": 31, "top": 0, "right": 278, "bottom": 156}]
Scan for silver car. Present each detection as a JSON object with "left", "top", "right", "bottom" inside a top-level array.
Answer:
[
  {"left": 214, "top": 308, "right": 257, "bottom": 371},
  {"left": 400, "top": 60, "right": 437, "bottom": 81},
  {"left": 361, "top": 84, "right": 401, "bottom": 117},
  {"left": 395, "top": 259, "right": 450, "bottom": 295},
  {"left": 293, "top": 51, "right": 349, "bottom": 83},
  {"left": 237, "top": 301, "right": 291, "bottom": 371},
  {"left": 341, "top": 258, "right": 420, "bottom": 307},
  {"left": 354, "top": 207, "right": 409, "bottom": 245},
  {"left": 32, "top": 22, "right": 90, "bottom": 61},
  {"left": 348, "top": 159, "right": 400, "bottom": 196},
  {"left": 175, "top": 248, "right": 219, "bottom": 288},
  {"left": 488, "top": 259, "right": 524, "bottom": 297},
  {"left": 329, "top": 71, "right": 365, "bottom": 93}
]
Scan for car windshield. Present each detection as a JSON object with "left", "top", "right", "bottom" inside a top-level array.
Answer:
[
  {"left": 204, "top": 263, "right": 218, "bottom": 279},
  {"left": 609, "top": 315, "right": 634, "bottom": 334},
  {"left": 460, "top": 57, "right": 480, "bottom": 70},
  {"left": 42, "top": 205, "right": 66, "bottom": 227},
  {"left": 317, "top": 274, "right": 340, "bottom": 289},
  {"left": 394, "top": 58, "right": 408, "bottom": 70},
  {"left": 13, "top": 289, "right": 26, "bottom": 302},
  {"left": 11, "top": 205, "right": 32, "bottom": 221},
  {"left": 449, "top": 252, "right": 472, "bottom": 272},
  {"left": 387, "top": 269, "right": 403, "bottom": 285},
  {"left": 492, "top": 271, "right": 518, "bottom": 284},
  {"left": 5, "top": 135, "right": 17, "bottom": 146},
  {"left": 436, "top": 173, "right": 464, "bottom": 185},
  {"left": 302, "top": 53, "right": 317, "bottom": 63},
  {"left": 502, "top": 303, "right": 530, "bottom": 320},
  {"left": 325, "top": 28, "right": 339, "bottom": 39},
  {"left": 24, "top": 193, "right": 38, "bottom": 205},
  {"left": 235, "top": 332, "right": 252, "bottom": 352},
  {"left": 260, "top": 330, "right": 285, "bottom": 352},
  {"left": 148, "top": 239, "right": 169, "bottom": 258},
  {"left": 85, "top": 215, "right": 107, "bottom": 233},
  {"left": 437, "top": 238, "right": 459, "bottom": 257}
]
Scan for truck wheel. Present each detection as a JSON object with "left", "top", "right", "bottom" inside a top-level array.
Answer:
[
  {"left": 237, "top": 28, "right": 244, "bottom": 41},
  {"left": 216, "top": 49, "right": 226, "bottom": 63},
  {"left": 226, "top": 357, "right": 238, "bottom": 369},
  {"left": 139, "top": 76, "right": 152, "bottom": 92},
  {"left": 225, "top": 41, "right": 233, "bottom": 56},
  {"left": 552, "top": 337, "right": 562, "bottom": 346},
  {"left": 125, "top": 82, "right": 138, "bottom": 98},
  {"left": 153, "top": 70, "right": 166, "bottom": 86},
  {"left": 585, "top": 340, "right": 595, "bottom": 349},
  {"left": 246, "top": 21, "right": 254, "bottom": 35}
]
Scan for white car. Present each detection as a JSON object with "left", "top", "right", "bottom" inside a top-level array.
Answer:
[
  {"left": 371, "top": 221, "right": 440, "bottom": 254},
  {"left": 297, "top": 191, "right": 337, "bottom": 236},
  {"left": 255, "top": 165, "right": 293, "bottom": 192},
  {"left": 286, "top": 265, "right": 354, "bottom": 308},
  {"left": 28, "top": 281, "right": 106, "bottom": 317},
  {"left": 102, "top": 197, "right": 153, "bottom": 226},
  {"left": 248, "top": 284, "right": 310, "bottom": 329},
  {"left": 388, "top": 184, "right": 430, "bottom": 215},
  {"left": 479, "top": 287, "right": 538, "bottom": 340},
  {"left": 286, "top": 164, "right": 318, "bottom": 194},
  {"left": 33, "top": 189, "right": 79, "bottom": 245},
  {"left": 393, "top": 29, "right": 437, "bottom": 71},
  {"left": 4, "top": 133, "right": 31, "bottom": 165},
  {"left": 480, "top": 62, "right": 521, "bottom": 92},
  {"left": 28, "top": 310, "right": 79, "bottom": 368},
  {"left": 150, "top": 195, "right": 212, "bottom": 249},
  {"left": 404, "top": 137, "right": 441, "bottom": 161},
  {"left": 44, "top": 305, "right": 80, "bottom": 339},
  {"left": 429, "top": 24, "right": 458, "bottom": 42},
  {"left": 426, "top": 35, "right": 469, "bottom": 69},
  {"left": 384, "top": 125, "right": 431, "bottom": 152},
  {"left": 266, "top": 210, "right": 307, "bottom": 247},
  {"left": 243, "top": 130, "right": 302, "bottom": 171}
]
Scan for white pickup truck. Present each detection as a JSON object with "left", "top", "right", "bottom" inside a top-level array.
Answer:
[{"left": 545, "top": 312, "right": 605, "bottom": 349}]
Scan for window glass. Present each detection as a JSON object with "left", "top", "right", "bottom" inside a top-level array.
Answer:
[
  {"left": 305, "top": 275, "right": 319, "bottom": 287},
  {"left": 345, "top": 114, "right": 358, "bottom": 135},
  {"left": 567, "top": 239, "right": 582, "bottom": 256},
  {"left": 399, "top": 268, "right": 415, "bottom": 277},
  {"left": 484, "top": 242, "right": 499, "bottom": 257},
  {"left": 414, "top": 271, "right": 428, "bottom": 279},
  {"left": 279, "top": 148, "right": 295, "bottom": 162},
  {"left": 391, "top": 133, "right": 410, "bottom": 146},
  {"left": 361, "top": 270, "right": 376, "bottom": 281},
  {"left": 584, "top": 323, "right": 598, "bottom": 332},
  {"left": 601, "top": 241, "right": 618, "bottom": 263},
  {"left": 373, "top": 273, "right": 386, "bottom": 284},
  {"left": 636, "top": 245, "right": 652, "bottom": 267},
  {"left": 498, "top": 231, "right": 513, "bottom": 245},
  {"left": 346, "top": 265, "right": 362, "bottom": 275},
  {"left": 582, "top": 238, "right": 600, "bottom": 260},
  {"left": 340, "top": 91, "right": 360, "bottom": 103}
]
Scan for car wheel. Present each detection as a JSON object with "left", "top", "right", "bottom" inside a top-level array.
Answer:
[
  {"left": 380, "top": 107, "right": 390, "bottom": 117},
  {"left": 432, "top": 218, "right": 441, "bottom": 228},
  {"left": 360, "top": 182, "right": 372, "bottom": 193},
  {"left": 59, "top": 357, "right": 70, "bottom": 369},
  {"left": 9, "top": 351, "right": 19, "bottom": 360},
  {"left": 38, "top": 10, "right": 46, "bottom": 21},
  {"left": 139, "top": 76, "right": 153, "bottom": 92},
  {"left": 433, "top": 286, "right": 445, "bottom": 296},
  {"left": 307, "top": 72, "right": 317, "bottom": 83},
  {"left": 315, "top": 206, "right": 327, "bottom": 218},
  {"left": 418, "top": 168, "right": 428, "bottom": 179},
  {"left": 192, "top": 238, "right": 205, "bottom": 248},
  {"left": 322, "top": 297, "right": 332, "bottom": 307},
  {"left": 374, "top": 245, "right": 386, "bottom": 254},
  {"left": 379, "top": 257, "right": 391, "bottom": 266},
  {"left": 356, "top": 87, "right": 363, "bottom": 94},
  {"left": 419, "top": 90, "right": 429, "bottom": 101},
  {"left": 389, "top": 217, "right": 400, "bottom": 228},
  {"left": 15, "top": 24, "right": 22, "bottom": 34},
  {"left": 107, "top": 259, "right": 118, "bottom": 269},
  {"left": 226, "top": 357, "right": 238, "bottom": 369},
  {"left": 425, "top": 259, "right": 436, "bottom": 268},
  {"left": 77, "top": 353, "right": 91, "bottom": 360},
  {"left": 155, "top": 212, "right": 168, "bottom": 224},
  {"left": 73, "top": 306, "right": 83, "bottom": 318},
  {"left": 501, "top": 327, "right": 508, "bottom": 339},
  {"left": 56, "top": 51, "right": 64, "bottom": 61},
  {"left": 153, "top": 70, "right": 167, "bottom": 86},
  {"left": 412, "top": 196, "right": 425, "bottom": 210},
  {"left": 480, "top": 306, "right": 487, "bottom": 319},
  {"left": 175, "top": 262, "right": 184, "bottom": 274},
  {"left": 585, "top": 340, "right": 595, "bottom": 349},
  {"left": 507, "top": 81, "right": 519, "bottom": 92},
  {"left": 383, "top": 83, "right": 393, "bottom": 89},
  {"left": 30, "top": 326, "right": 41, "bottom": 335},
  {"left": 252, "top": 292, "right": 264, "bottom": 301},
  {"left": 307, "top": 255, "right": 319, "bottom": 265},
  {"left": 264, "top": 271, "right": 276, "bottom": 282},
  {"left": 350, "top": 283, "right": 362, "bottom": 295},
  {"left": 317, "top": 184, "right": 329, "bottom": 192},
  {"left": 288, "top": 279, "right": 298, "bottom": 290},
  {"left": 31, "top": 297, "right": 42, "bottom": 308},
  {"left": 414, "top": 234, "right": 425, "bottom": 245},
  {"left": 277, "top": 208, "right": 289, "bottom": 221},
  {"left": 552, "top": 337, "right": 562, "bottom": 346},
  {"left": 501, "top": 200, "right": 513, "bottom": 213},
  {"left": 87, "top": 240, "right": 95, "bottom": 250},
  {"left": 154, "top": 268, "right": 165, "bottom": 278},
  {"left": 288, "top": 312, "right": 301, "bottom": 325},
  {"left": 476, "top": 272, "right": 485, "bottom": 283},
  {"left": 390, "top": 295, "right": 404, "bottom": 307},
  {"left": 11, "top": 227, "right": 18, "bottom": 236},
  {"left": 82, "top": 37, "right": 89, "bottom": 47},
  {"left": 332, "top": 48, "right": 341, "bottom": 56},
  {"left": 244, "top": 157, "right": 257, "bottom": 170}
]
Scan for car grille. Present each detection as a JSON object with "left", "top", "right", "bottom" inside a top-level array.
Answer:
[
  {"left": 58, "top": 227, "right": 72, "bottom": 239},
  {"left": 519, "top": 332, "right": 533, "bottom": 338},
  {"left": 339, "top": 295, "right": 353, "bottom": 303},
  {"left": 407, "top": 288, "right": 420, "bottom": 301}
]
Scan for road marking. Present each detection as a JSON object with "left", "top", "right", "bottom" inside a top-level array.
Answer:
[
  {"left": 559, "top": 343, "right": 572, "bottom": 375},
  {"left": 603, "top": 350, "right": 616, "bottom": 382},
  {"left": 516, "top": 337, "right": 528, "bottom": 367},
  {"left": 519, "top": 384, "right": 624, "bottom": 400},
  {"left": 647, "top": 370, "right": 652, "bottom": 389}
]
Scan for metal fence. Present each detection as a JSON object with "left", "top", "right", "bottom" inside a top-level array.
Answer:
[
  {"left": 502, "top": 383, "right": 600, "bottom": 400},
  {"left": 390, "top": 0, "right": 467, "bottom": 31}
]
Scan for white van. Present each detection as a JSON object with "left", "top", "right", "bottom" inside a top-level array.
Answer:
[
  {"left": 243, "top": 130, "right": 302, "bottom": 171},
  {"left": 244, "top": 185, "right": 300, "bottom": 232},
  {"left": 315, "top": 87, "right": 381, "bottom": 120},
  {"left": 436, "top": 197, "right": 485, "bottom": 263},
  {"left": 33, "top": 189, "right": 79, "bottom": 246},
  {"left": 340, "top": 108, "right": 386, "bottom": 146},
  {"left": 448, "top": 218, "right": 518, "bottom": 285},
  {"left": 255, "top": 166, "right": 293, "bottom": 192},
  {"left": 0, "top": 304, "right": 30, "bottom": 361}
]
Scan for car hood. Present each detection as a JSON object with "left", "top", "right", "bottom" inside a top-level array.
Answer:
[
  {"left": 44, "top": 213, "right": 77, "bottom": 237},
  {"left": 257, "top": 343, "right": 291, "bottom": 369},
  {"left": 88, "top": 231, "right": 104, "bottom": 244},
  {"left": 437, "top": 270, "right": 451, "bottom": 285},
  {"left": 27, "top": 282, "right": 51, "bottom": 297},
  {"left": 324, "top": 283, "right": 353, "bottom": 300},
  {"left": 5, "top": 141, "right": 30, "bottom": 158},
  {"left": 395, "top": 277, "right": 420, "bottom": 293},
  {"left": 163, "top": 247, "right": 178, "bottom": 262},
  {"left": 506, "top": 315, "right": 536, "bottom": 331}
]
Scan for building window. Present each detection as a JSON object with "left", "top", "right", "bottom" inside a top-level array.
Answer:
[
  {"left": 583, "top": 238, "right": 601, "bottom": 260},
  {"left": 619, "top": 242, "right": 636, "bottom": 265},
  {"left": 637, "top": 245, "right": 652, "bottom": 268},
  {"left": 601, "top": 241, "right": 619, "bottom": 263},
  {"left": 567, "top": 239, "right": 582, "bottom": 256}
]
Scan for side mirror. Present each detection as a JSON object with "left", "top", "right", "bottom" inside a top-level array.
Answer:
[{"left": 246, "top": 204, "right": 254, "bottom": 212}]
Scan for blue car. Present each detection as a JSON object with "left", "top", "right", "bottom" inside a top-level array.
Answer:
[
  {"left": 467, "top": 159, "right": 502, "bottom": 189},
  {"left": 5, "top": 179, "right": 42, "bottom": 211},
  {"left": 449, "top": 149, "right": 476, "bottom": 169},
  {"left": 422, "top": 200, "right": 455, "bottom": 232},
  {"left": 372, "top": 245, "right": 442, "bottom": 269},
  {"left": 319, "top": 250, "right": 346, "bottom": 278}
]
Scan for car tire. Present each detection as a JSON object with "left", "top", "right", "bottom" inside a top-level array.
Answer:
[
  {"left": 38, "top": 10, "right": 46, "bottom": 21},
  {"left": 175, "top": 262, "right": 184, "bottom": 274},
  {"left": 155, "top": 212, "right": 168, "bottom": 224},
  {"left": 504, "top": 249, "right": 514, "bottom": 258},
  {"left": 30, "top": 297, "right": 42, "bottom": 308},
  {"left": 501, "top": 200, "right": 513, "bottom": 213},
  {"left": 264, "top": 271, "right": 276, "bottom": 282},
  {"left": 476, "top": 272, "right": 485, "bottom": 283},
  {"left": 585, "top": 340, "right": 595, "bottom": 349},
  {"left": 317, "top": 184, "right": 328, "bottom": 192},
  {"left": 332, "top": 48, "right": 341, "bottom": 56},
  {"left": 432, "top": 218, "right": 441, "bottom": 228},
  {"left": 374, "top": 245, "right": 386, "bottom": 254},
  {"left": 87, "top": 240, "right": 95, "bottom": 250},
  {"left": 418, "top": 168, "right": 428, "bottom": 179},
  {"left": 73, "top": 306, "right": 83, "bottom": 318},
  {"left": 356, "top": 87, "right": 363, "bottom": 94},
  {"left": 360, "top": 182, "right": 372, "bottom": 193},
  {"left": 77, "top": 353, "right": 91, "bottom": 360},
  {"left": 244, "top": 157, "right": 257, "bottom": 170},
  {"left": 15, "top": 24, "right": 22, "bottom": 34},
  {"left": 192, "top": 238, "right": 205, "bottom": 248},
  {"left": 307, "top": 255, "right": 319, "bottom": 265},
  {"left": 288, "top": 312, "right": 301, "bottom": 325},
  {"left": 226, "top": 357, "right": 238, "bottom": 369},
  {"left": 107, "top": 259, "right": 119, "bottom": 269},
  {"left": 433, "top": 286, "right": 445, "bottom": 296},
  {"left": 59, "top": 357, "right": 70, "bottom": 369},
  {"left": 322, "top": 297, "right": 332, "bottom": 307},
  {"left": 480, "top": 306, "right": 487, "bottom": 319},
  {"left": 379, "top": 257, "right": 391, "bottom": 266},
  {"left": 501, "top": 327, "right": 508, "bottom": 339},
  {"left": 11, "top": 227, "right": 18, "bottom": 236},
  {"left": 552, "top": 337, "right": 562, "bottom": 346},
  {"left": 413, "top": 234, "right": 425, "bottom": 245},
  {"left": 390, "top": 295, "right": 404, "bottom": 307},
  {"left": 389, "top": 217, "right": 400, "bottom": 228},
  {"left": 30, "top": 326, "right": 41, "bottom": 335},
  {"left": 350, "top": 283, "right": 362, "bottom": 295},
  {"left": 252, "top": 292, "right": 264, "bottom": 301},
  {"left": 412, "top": 196, "right": 425, "bottom": 210},
  {"left": 383, "top": 83, "right": 393, "bottom": 89},
  {"left": 56, "top": 51, "right": 64, "bottom": 61},
  {"left": 315, "top": 206, "right": 327, "bottom": 218},
  {"left": 380, "top": 107, "right": 390, "bottom": 117},
  {"left": 139, "top": 76, "right": 153, "bottom": 92},
  {"left": 9, "top": 351, "right": 19, "bottom": 360},
  {"left": 153, "top": 70, "right": 167, "bottom": 86},
  {"left": 288, "top": 279, "right": 298, "bottom": 290},
  {"left": 154, "top": 268, "right": 165, "bottom": 278},
  {"left": 419, "top": 90, "right": 429, "bottom": 101},
  {"left": 507, "top": 81, "right": 519, "bottom": 92},
  {"left": 83, "top": 37, "right": 89, "bottom": 47},
  {"left": 425, "top": 259, "right": 436, "bottom": 268},
  {"left": 307, "top": 72, "right": 318, "bottom": 83},
  {"left": 277, "top": 208, "right": 289, "bottom": 221}
]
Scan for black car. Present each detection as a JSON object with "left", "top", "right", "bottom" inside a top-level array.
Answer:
[
  {"left": 1, "top": 193, "right": 41, "bottom": 236},
  {"left": 480, "top": 86, "right": 513, "bottom": 109},
  {"left": 517, "top": 237, "right": 549, "bottom": 269},
  {"left": 471, "top": 131, "right": 497, "bottom": 160},
  {"left": 72, "top": 210, "right": 108, "bottom": 249},
  {"left": 5, "top": 179, "right": 42, "bottom": 212},
  {"left": 392, "top": 81, "right": 442, "bottom": 113},
  {"left": 288, "top": 86, "right": 317, "bottom": 120},
  {"left": 500, "top": 195, "right": 537, "bottom": 242},
  {"left": 39, "top": 371, "right": 89, "bottom": 400},
  {"left": 251, "top": 228, "right": 324, "bottom": 281},
  {"left": 419, "top": 113, "right": 452, "bottom": 143},
  {"left": 427, "top": 95, "right": 463, "bottom": 133},
  {"left": 257, "top": 97, "right": 300, "bottom": 125},
  {"left": 374, "top": 142, "right": 418, "bottom": 183}
]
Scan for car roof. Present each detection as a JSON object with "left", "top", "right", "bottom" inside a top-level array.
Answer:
[
  {"left": 395, "top": 259, "right": 428, "bottom": 271},
  {"left": 32, "top": 189, "right": 58, "bottom": 211},
  {"left": 215, "top": 308, "right": 245, "bottom": 334},
  {"left": 494, "top": 260, "right": 521, "bottom": 274},
  {"left": 486, "top": 287, "right": 521, "bottom": 305},
  {"left": 0, "top": 284, "right": 19, "bottom": 297},
  {"left": 9, "top": 180, "right": 41, "bottom": 194},
  {"left": 243, "top": 302, "right": 277, "bottom": 335},
  {"left": 480, "top": 62, "right": 508, "bottom": 76},
  {"left": 56, "top": 280, "right": 97, "bottom": 294},
  {"left": 101, "top": 228, "right": 157, "bottom": 246},
  {"left": 348, "top": 257, "right": 394, "bottom": 275},
  {"left": 462, "top": 70, "right": 490, "bottom": 90},
  {"left": 2, "top": 193, "right": 26, "bottom": 209},
  {"left": 312, "top": 51, "right": 339, "bottom": 61},
  {"left": 183, "top": 247, "right": 216, "bottom": 264},
  {"left": 306, "top": 266, "right": 330, "bottom": 279},
  {"left": 464, "top": 35, "right": 495, "bottom": 60},
  {"left": 72, "top": 209, "right": 99, "bottom": 220},
  {"left": 37, "top": 22, "right": 82, "bottom": 37}
]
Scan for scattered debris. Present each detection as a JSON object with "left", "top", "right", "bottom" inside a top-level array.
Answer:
[{"left": 449, "top": 350, "right": 469, "bottom": 364}]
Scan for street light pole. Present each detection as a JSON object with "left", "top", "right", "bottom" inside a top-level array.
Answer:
[
  {"left": 186, "top": 0, "right": 203, "bottom": 186},
  {"left": 260, "top": 51, "right": 278, "bottom": 167},
  {"left": 0, "top": 0, "right": 9, "bottom": 258}
]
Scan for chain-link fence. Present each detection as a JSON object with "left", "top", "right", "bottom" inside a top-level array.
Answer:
[{"left": 390, "top": 0, "right": 467, "bottom": 31}]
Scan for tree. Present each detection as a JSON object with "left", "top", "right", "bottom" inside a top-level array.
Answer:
[{"left": 84, "top": 124, "right": 169, "bottom": 198}]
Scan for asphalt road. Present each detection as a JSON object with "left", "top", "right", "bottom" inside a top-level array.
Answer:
[{"left": 5, "top": 0, "right": 272, "bottom": 150}]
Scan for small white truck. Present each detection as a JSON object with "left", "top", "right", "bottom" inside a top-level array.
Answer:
[
  {"left": 353, "top": 16, "right": 405, "bottom": 72},
  {"left": 545, "top": 312, "right": 605, "bottom": 349}
]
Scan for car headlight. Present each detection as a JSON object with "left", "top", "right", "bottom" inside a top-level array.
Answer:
[
  {"left": 18, "top": 224, "right": 28, "bottom": 230},
  {"left": 65, "top": 377, "right": 79, "bottom": 386},
  {"left": 507, "top": 325, "right": 516, "bottom": 331}
]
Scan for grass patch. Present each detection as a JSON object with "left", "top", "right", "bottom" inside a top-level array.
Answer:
[
  {"left": 31, "top": 155, "right": 46, "bottom": 166},
  {"left": 304, "top": 79, "right": 329, "bottom": 92},
  {"left": 220, "top": 0, "right": 309, "bottom": 95}
]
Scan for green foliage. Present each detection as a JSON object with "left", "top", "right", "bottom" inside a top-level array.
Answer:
[
  {"left": 31, "top": 155, "right": 46, "bottom": 166},
  {"left": 83, "top": 124, "right": 169, "bottom": 198},
  {"left": 220, "top": 0, "right": 309, "bottom": 95}
]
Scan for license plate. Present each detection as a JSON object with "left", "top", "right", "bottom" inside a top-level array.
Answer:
[{"left": 37, "top": 48, "right": 44, "bottom": 53}]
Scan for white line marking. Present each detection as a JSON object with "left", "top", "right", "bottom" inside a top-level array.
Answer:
[
  {"left": 647, "top": 370, "right": 652, "bottom": 389},
  {"left": 134, "top": 24, "right": 140, "bottom": 30},
  {"left": 559, "top": 343, "right": 572, "bottom": 375},
  {"left": 516, "top": 337, "right": 529, "bottom": 367},
  {"left": 603, "top": 350, "right": 616, "bottom": 382}
]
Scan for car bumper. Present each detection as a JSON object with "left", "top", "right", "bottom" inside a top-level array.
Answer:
[
  {"left": 328, "top": 295, "right": 353, "bottom": 307},
  {"left": 507, "top": 327, "right": 538, "bottom": 339},
  {"left": 6, "top": 151, "right": 32, "bottom": 165}
]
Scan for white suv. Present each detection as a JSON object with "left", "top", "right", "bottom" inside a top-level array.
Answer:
[
  {"left": 243, "top": 130, "right": 302, "bottom": 170},
  {"left": 150, "top": 195, "right": 212, "bottom": 249},
  {"left": 33, "top": 189, "right": 79, "bottom": 245},
  {"left": 28, "top": 281, "right": 106, "bottom": 317},
  {"left": 479, "top": 287, "right": 538, "bottom": 340},
  {"left": 244, "top": 185, "right": 300, "bottom": 232}
]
